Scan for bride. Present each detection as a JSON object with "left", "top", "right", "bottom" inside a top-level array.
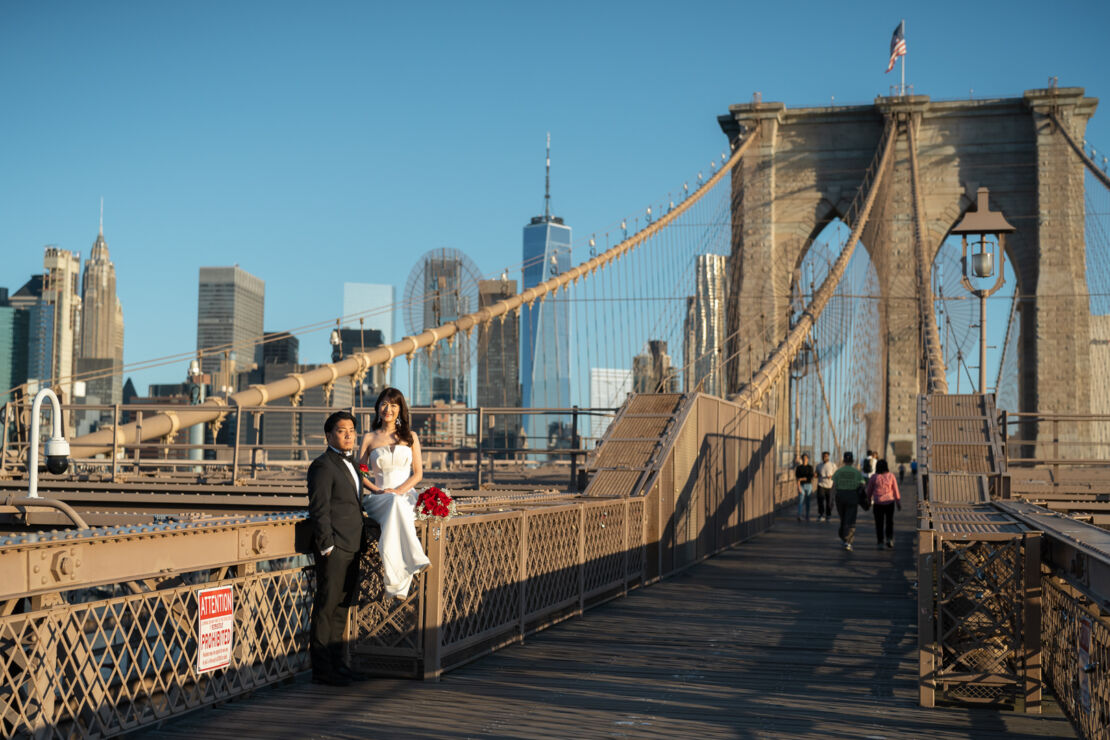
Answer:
[{"left": 358, "top": 387, "right": 431, "bottom": 599}]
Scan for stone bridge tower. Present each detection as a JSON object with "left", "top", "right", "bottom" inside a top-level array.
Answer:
[{"left": 719, "top": 87, "right": 1097, "bottom": 459}]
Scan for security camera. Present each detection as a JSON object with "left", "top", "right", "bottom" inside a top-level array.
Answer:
[{"left": 44, "top": 437, "right": 69, "bottom": 475}]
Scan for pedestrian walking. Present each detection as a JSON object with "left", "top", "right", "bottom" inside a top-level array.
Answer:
[
  {"left": 898, "top": 462, "right": 906, "bottom": 483},
  {"left": 833, "top": 451, "right": 866, "bottom": 551},
  {"left": 866, "top": 459, "right": 902, "bottom": 548},
  {"left": 910, "top": 459, "right": 918, "bottom": 477},
  {"left": 861, "top": 449, "right": 877, "bottom": 480},
  {"left": 815, "top": 451, "right": 836, "bottom": 522},
  {"left": 795, "top": 453, "right": 815, "bottom": 521}
]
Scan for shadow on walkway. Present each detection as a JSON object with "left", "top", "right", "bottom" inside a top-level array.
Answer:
[{"left": 142, "top": 480, "right": 1076, "bottom": 739}]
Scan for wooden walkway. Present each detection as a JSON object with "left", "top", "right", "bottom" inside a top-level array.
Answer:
[{"left": 143, "top": 482, "right": 1076, "bottom": 739}]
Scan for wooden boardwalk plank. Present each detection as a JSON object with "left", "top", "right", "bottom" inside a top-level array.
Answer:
[{"left": 141, "top": 481, "right": 1076, "bottom": 739}]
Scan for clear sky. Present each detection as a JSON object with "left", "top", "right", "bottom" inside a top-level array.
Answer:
[{"left": 2, "top": 0, "right": 1107, "bottom": 395}]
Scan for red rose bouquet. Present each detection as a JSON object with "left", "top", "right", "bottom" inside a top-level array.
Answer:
[{"left": 415, "top": 486, "right": 457, "bottom": 520}]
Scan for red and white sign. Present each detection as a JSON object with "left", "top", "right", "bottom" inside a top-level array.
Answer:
[{"left": 197, "top": 586, "right": 234, "bottom": 674}]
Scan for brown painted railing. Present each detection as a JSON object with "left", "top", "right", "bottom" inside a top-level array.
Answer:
[
  {"left": 1042, "top": 574, "right": 1110, "bottom": 738},
  {"left": 0, "top": 392, "right": 783, "bottom": 738}
]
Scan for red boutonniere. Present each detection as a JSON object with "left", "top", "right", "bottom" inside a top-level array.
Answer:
[{"left": 358, "top": 464, "right": 369, "bottom": 474}]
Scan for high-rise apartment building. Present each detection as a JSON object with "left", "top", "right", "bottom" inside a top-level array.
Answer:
[
  {"left": 477, "top": 278, "right": 521, "bottom": 452},
  {"left": 682, "top": 254, "right": 728, "bottom": 397},
  {"left": 196, "top": 266, "right": 265, "bottom": 381},
  {"left": 521, "top": 136, "right": 572, "bottom": 445},
  {"left": 78, "top": 225, "right": 125, "bottom": 421}
]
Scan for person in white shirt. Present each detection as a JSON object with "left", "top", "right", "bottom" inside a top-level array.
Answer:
[{"left": 815, "top": 451, "right": 837, "bottom": 522}]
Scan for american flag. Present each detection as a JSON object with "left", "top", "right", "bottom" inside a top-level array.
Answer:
[{"left": 886, "top": 20, "right": 906, "bottom": 73}]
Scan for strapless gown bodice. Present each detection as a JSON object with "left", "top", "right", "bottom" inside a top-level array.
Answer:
[{"left": 369, "top": 444, "right": 413, "bottom": 491}]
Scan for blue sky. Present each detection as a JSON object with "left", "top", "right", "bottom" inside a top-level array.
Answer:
[{"left": 2, "top": 0, "right": 1107, "bottom": 395}]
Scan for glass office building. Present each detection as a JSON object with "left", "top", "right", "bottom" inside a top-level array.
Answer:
[
  {"left": 521, "top": 215, "right": 572, "bottom": 447},
  {"left": 0, "top": 305, "right": 29, "bottom": 405}
]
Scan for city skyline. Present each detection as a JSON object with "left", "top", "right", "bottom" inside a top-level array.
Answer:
[{"left": 4, "top": 2, "right": 1102, "bottom": 396}]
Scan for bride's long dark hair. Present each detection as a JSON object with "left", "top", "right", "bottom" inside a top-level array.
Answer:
[{"left": 371, "top": 387, "right": 414, "bottom": 446}]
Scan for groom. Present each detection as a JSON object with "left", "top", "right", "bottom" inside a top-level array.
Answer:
[{"left": 307, "top": 410, "right": 368, "bottom": 686}]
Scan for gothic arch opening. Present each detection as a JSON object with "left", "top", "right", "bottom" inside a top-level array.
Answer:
[{"left": 788, "top": 218, "right": 881, "bottom": 463}]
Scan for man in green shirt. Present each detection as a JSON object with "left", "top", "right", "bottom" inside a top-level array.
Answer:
[{"left": 833, "top": 451, "right": 865, "bottom": 551}]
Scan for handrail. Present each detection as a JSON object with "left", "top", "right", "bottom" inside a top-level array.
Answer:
[
  {"left": 3, "top": 493, "right": 89, "bottom": 529},
  {"left": 67, "top": 127, "right": 763, "bottom": 458}
]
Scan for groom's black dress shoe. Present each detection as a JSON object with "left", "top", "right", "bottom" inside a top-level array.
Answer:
[
  {"left": 311, "top": 672, "right": 351, "bottom": 687},
  {"left": 336, "top": 665, "right": 371, "bottom": 681}
]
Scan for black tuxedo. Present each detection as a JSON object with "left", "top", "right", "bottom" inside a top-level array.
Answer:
[
  {"left": 307, "top": 447, "right": 364, "bottom": 678},
  {"left": 307, "top": 447, "right": 364, "bottom": 554}
]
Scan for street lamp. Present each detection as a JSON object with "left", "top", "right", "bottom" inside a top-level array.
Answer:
[
  {"left": 790, "top": 341, "right": 812, "bottom": 459},
  {"left": 28, "top": 387, "right": 70, "bottom": 499},
  {"left": 951, "top": 187, "right": 1015, "bottom": 394},
  {"left": 188, "top": 358, "right": 206, "bottom": 467}
]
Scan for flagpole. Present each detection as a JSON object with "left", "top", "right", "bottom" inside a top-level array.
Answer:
[{"left": 901, "top": 19, "right": 906, "bottom": 95}]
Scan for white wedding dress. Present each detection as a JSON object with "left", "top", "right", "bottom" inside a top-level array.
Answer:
[{"left": 363, "top": 445, "right": 431, "bottom": 598}]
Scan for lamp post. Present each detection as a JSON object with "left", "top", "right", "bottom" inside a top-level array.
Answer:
[
  {"left": 188, "top": 359, "right": 206, "bottom": 467},
  {"left": 28, "top": 388, "right": 70, "bottom": 499},
  {"left": 951, "top": 187, "right": 1015, "bottom": 393},
  {"left": 790, "top": 341, "right": 812, "bottom": 459}
]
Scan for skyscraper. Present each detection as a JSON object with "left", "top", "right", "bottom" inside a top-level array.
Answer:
[
  {"left": 409, "top": 251, "right": 472, "bottom": 407},
  {"left": 78, "top": 222, "right": 125, "bottom": 421},
  {"left": 262, "top": 331, "right": 299, "bottom": 366},
  {"left": 0, "top": 289, "right": 30, "bottom": 405},
  {"left": 477, "top": 278, "right": 521, "bottom": 452},
  {"left": 521, "top": 135, "right": 572, "bottom": 445},
  {"left": 24, "top": 248, "right": 82, "bottom": 402},
  {"left": 196, "top": 266, "right": 265, "bottom": 381},
  {"left": 683, "top": 254, "right": 728, "bottom": 396},
  {"left": 633, "top": 341, "right": 678, "bottom": 394}
]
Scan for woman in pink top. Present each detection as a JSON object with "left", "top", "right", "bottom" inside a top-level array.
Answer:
[{"left": 866, "top": 458, "right": 901, "bottom": 549}]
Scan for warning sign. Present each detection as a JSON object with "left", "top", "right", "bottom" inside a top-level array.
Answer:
[{"left": 197, "top": 586, "right": 234, "bottom": 674}]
